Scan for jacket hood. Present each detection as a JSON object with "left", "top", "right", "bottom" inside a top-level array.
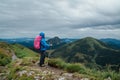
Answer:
[{"left": 39, "top": 32, "right": 45, "bottom": 38}]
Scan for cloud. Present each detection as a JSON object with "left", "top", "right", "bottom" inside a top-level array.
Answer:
[{"left": 0, "top": 0, "right": 120, "bottom": 39}]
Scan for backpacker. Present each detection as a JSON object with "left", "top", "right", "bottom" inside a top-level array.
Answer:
[{"left": 34, "top": 35, "right": 42, "bottom": 49}]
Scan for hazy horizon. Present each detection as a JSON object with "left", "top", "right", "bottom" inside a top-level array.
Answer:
[
  {"left": 0, "top": 0, "right": 120, "bottom": 39},
  {"left": 0, "top": 36, "right": 120, "bottom": 40}
]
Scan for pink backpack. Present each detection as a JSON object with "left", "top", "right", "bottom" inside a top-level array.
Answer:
[{"left": 34, "top": 35, "right": 42, "bottom": 49}]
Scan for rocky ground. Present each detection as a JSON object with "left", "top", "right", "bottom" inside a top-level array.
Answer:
[
  {"left": 0, "top": 53, "right": 112, "bottom": 80},
  {"left": 0, "top": 60, "right": 112, "bottom": 80},
  {"left": 0, "top": 58, "right": 92, "bottom": 80}
]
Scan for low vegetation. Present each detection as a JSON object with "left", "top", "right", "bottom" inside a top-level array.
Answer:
[
  {"left": 5, "top": 57, "right": 39, "bottom": 80},
  {"left": 11, "top": 44, "right": 38, "bottom": 58},
  {"left": 0, "top": 52, "right": 11, "bottom": 66},
  {"left": 48, "top": 58, "right": 120, "bottom": 80},
  {"left": 0, "top": 42, "right": 12, "bottom": 66},
  {"left": 0, "top": 42, "right": 38, "bottom": 66}
]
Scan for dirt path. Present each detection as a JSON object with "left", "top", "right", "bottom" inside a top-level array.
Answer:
[
  {"left": 29, "top": 64, "right": 84, "bottom": 80},
  {"left": 33, "top": 64, "right": 64, "bottom": 75},
  {"left": 11, "top": 50, "right": 18, "bottom": 61}
]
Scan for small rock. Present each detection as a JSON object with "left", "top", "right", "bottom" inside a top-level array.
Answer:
[
  {"left": 43, "top": 71, "right": 47, "bottom": 74},
  {"left": 62, "top": 73, "right": 73, "bottom": 77},
  {"left": 18, "top": 70, "right": 27, "bottom": 76},
  {"left": 27, "top": 71, "right": 35, "bottom": 76},
  {"left": 34, "top": 76, "right": 40, "bottom": 80},
  {"left": 58, "top": 77, "right": 65, "bottom": 80},
  {"left": 0, "top": 73, "right": 5, "bottom": 76}
]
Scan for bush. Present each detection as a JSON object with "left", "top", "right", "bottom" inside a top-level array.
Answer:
[
  {"left": 7, "top": 66, "right": 23, "bottom": 80},
  {"left": 0, "top": 52, "right": 12, "bottom": 66},
  {"left": 0, "top": 57, "right": 11, "bottom": 66},
  {"left": 21, "top": 57, "right": 39, "bottom": 66},
  {"left": 65, "top": 63, "right": 86, "bottom": 73},
  {"left": 101, "top": 71, "right": 120, "bottom": 80},
  {"left": 48, "top": 58, "right": 66, "bottom": 69}
]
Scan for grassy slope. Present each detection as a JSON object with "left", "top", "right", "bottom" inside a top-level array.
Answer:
[
  {"left": 0, "top": 42, "right": 38, "bottom": 66},
  {"left": 11, "top": 44, "right": 38, "bottom": 58}
]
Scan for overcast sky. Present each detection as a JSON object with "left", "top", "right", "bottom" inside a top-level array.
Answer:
[{"left": 0, "top": 0, "right": 120, "bottom": 39}]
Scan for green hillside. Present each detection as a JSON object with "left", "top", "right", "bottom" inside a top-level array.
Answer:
[
  {"left": 11, "top": 43, "right": 38, "bottom": 58},
  {"left": 0, "top": 42, "right": 38, "bottom": 66},
  {"left": 51, "top": 37, "right": 120, "bottom": 69}
]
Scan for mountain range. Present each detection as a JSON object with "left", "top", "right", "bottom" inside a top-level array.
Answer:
[
  {"left": 1, "top": 37, "right": 120, "bottom": 50},
  {"left": 0, "top": 38, "right": 34, "bottom": 49},
  {"left": 0, "top": 37, "right": 77, "bottom": 50},
  {"left": 51, "top": 37, "right": 120, "bottom": 70},
  {"left": 1, "top": 37, "right": 120, "bottom": 69},
  {"left": 100, "top": 38, "right": 120, "bottom": 50}
]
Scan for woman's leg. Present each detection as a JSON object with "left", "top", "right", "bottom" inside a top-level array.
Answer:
[{"left": 40, "top": 51, "right": 45, "bottom": 66}]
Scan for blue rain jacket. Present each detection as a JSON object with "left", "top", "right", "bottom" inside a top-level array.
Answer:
[{"left": 40, "top": 32, "right": 49, "bottom": 51}]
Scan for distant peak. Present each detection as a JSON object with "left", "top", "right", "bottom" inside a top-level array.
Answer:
[
  {"left": 83, "top": 37, "right": 96, "bottom": 40},
  {"left": 54, "top": 36, "right": 60, "bottom": 39},
  {"left": 81, "top": 37, "right": 97, "bottom": 42}
]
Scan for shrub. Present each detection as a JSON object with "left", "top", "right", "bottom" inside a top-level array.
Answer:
[
  {"left": 101, "top": 71, "right": 120, "bottom": 80},
  {"left": 65, "top": 63, "right": 86, "bottom": 73},
  {"left": 21, "top": 57, "right": 39, "bottom": 66},
  {"left": 7, "top": 66, "right": 23, "bottom": 80},
  {"left": 0, "top": 52, "right": 12, "bottom": 66},
  {"left": 48, "top": 58, "right": 66, "bottom": 69},
  {"left": 0, "top": 57, "right": 11, "bottom": 66}
]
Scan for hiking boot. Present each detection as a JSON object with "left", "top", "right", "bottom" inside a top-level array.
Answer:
[{"left": 40, "top": 64, "right": 45, "bottom": 67}]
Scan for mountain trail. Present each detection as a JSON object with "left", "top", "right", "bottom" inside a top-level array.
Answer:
[
  {"left": 24, "top": 63, "right": 84, "bottom": 80},
  {"left": 0, "top": 56, "right": 112, "bottom": 80},
  {"left": 11, "top": 50, "right": 18, "bottom": 61}
]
